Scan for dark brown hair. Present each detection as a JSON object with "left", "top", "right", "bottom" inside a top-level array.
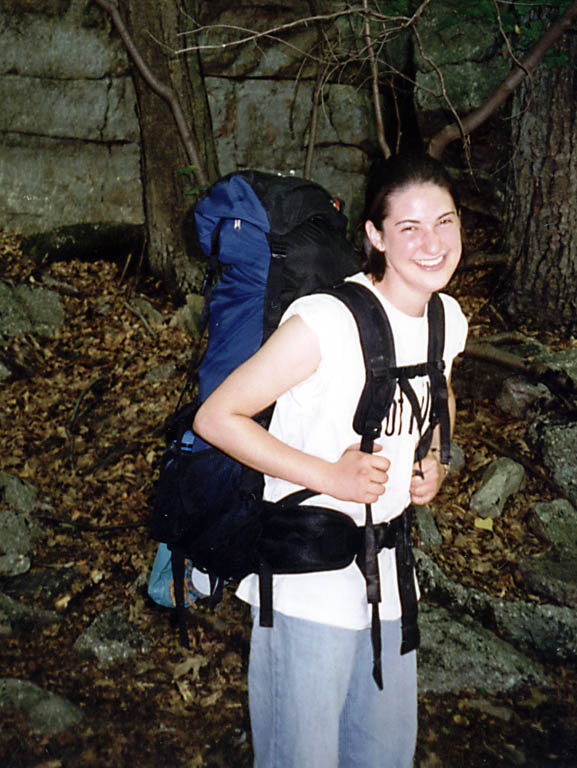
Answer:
[{"left": 361, "top": 153, "right": 460, "bottom": 281}]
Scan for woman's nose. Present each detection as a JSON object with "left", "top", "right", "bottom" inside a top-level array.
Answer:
[{"left": 423, "top": 228, "right": 441, "bottom": 254}]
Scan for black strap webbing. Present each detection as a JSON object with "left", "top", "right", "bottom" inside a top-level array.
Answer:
[
  {"left": 321, "top": 282, "right": 447, "bottom": 686},
  {"left": 171, "top": 546, "right": 190, "bottom": 649}
]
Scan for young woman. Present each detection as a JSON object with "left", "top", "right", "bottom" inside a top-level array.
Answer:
[{"left": 194, "top": 153, "right": 468, "bottom": 768}]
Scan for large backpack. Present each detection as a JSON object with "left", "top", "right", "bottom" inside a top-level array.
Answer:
[{"left": 149, "top": 170, "right": 450, "bottom": 687}]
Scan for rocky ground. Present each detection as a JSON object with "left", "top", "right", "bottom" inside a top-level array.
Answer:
[{"left": 1, "top": 225, "right": 576, "bottom": 767}]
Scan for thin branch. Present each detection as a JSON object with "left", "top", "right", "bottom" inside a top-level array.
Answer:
[
  {"left": 492, "top": 0, "right": 528, "bottom": 73},
  {"left": 176, "top": 6, "right": 421, "bottom": 57},
  {"left": 463, "top": 341, "right": 577, "bottom": 405},
  {"left": 411, "top": 23, "right": 470, "bottom": 164},
  {"left": 124, "top": 300, "right": 158, "bottom": 339},
  {"left": 37, "top": 515, "right": 149, "bottom": 533},
  {"left": 363, "top": 0, "right": 390, "bottom": 159},
  {"left": 66, "top": 375, "right": 110, "bottom": 470},
  {"left": 305, "top": 65, "right": 324, "bottom": 179},
  {"left": 428, "top": 0, "right": 577, "bottom": 158},
  {"left": 175, "top": 10, "right": 363, "bottom": 55},
  {"left": 91, "top": 0, "right": 207, "bottom": 185},
  {"left": 407, "top": 0, "right": 434, "bottom": 26}
]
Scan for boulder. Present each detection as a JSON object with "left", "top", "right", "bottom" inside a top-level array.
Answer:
[
  {"left": 418, "top": 604, "right": 545, "bottom": 694},
  {"left": 0, "top": 678, "right": 82, "bottom": 735},
  {"left": 74, "top": 605, "right": 149, "bottom": 666},
  {"left": 469, "top": 457, "right": 525, "bottom": 519},
  {"left": 0, "top": 282, "right": 64, "bottom": 342}
]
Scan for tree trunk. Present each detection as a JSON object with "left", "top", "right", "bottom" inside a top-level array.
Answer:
[
  {"left": 122, "top": 0, "right": 219, "bottom": 298},
  {"left": 500, "top": 11, "right": 577, "bottom": 334}
]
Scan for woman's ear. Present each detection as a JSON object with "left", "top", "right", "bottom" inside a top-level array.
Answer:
[{"left": 365, "top": 219, "right": 385, "bottom": 253}]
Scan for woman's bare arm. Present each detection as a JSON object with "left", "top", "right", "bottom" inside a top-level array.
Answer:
[{"left": 194, "top": 315, "right": 390, "bottom": 504}]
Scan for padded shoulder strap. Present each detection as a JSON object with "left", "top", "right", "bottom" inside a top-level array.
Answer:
[
  {"left": 427, "top": 292, "right": 445, "bottom": 362},
  {"left": 418, "top": 293, "right": 451, "bottom": 466},
  {"left": 323, "top": 282, "right": 397, "bottom": 452}
]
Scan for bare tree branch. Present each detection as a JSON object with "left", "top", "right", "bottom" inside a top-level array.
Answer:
[
  {"left": 92, "top": 0, "right": 207, "bottom": 185},
  {"left": 175, "top": 9, "right": 363, "bottom": 56},
  {"left": 304, "top": 65, "right": 324, "bottom": 179},
  {"left": 428, "top": 0, "right": 577, "bottom": 159},
  {"left": 363, "top": 0, "right": 390, "bottom": 159},
  {"left": 175, "top": 5, "right": 425, "bottom": 58},
  {"left": 411, "top": 22, "right": 469, "bottom": 162}
]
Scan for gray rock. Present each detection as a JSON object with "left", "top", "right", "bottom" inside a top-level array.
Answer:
[
  {"left": 0, "top": 472, "right": 37, "bottom": 515},
  {"left": 0, "top": 565, "right": 77, "bottom": 601},
  {"left": 1, "top": 135, "right": 143, "bottom": 234},
  {"left": 171, "top": 292, "right": 205, "bottom": 336},
  {"left": 0, "top": 552, "right": 31, "bottom": 578},
  {"left": 0, "top": 282, "right": 64, "bottom": 342},
  {"left": 74, "top": 605, "right": 149, "bottom": 666},
  {"left": 528, "top": 498, "right": 577, "bottom": 559},
  {"left": 540, "top": 347, "right": 577, "bottom": 389},
  {"left": 448, "top": 441, "right": 466, "bottom": 477},
  {"left": 0, "top": 508, "right": 44, "bottom": 558},
  {"left": 207, "top": 76, "right": 373, "bottom": 218},
  {"left": 145, "top": 362, "right": 177, "bottom": 384},
  {"left": 414, "top": 505, "right": 442, "bottom": 554},
  {"left": 415, "top": 550, "right": 577, "bottom": 663},
  {"left": 130, "top": 297, "right": 165, "bottom": 326},
  {"left": 529, "top": 418, "right": 577, "bottom": 508},
  {"left": 414, "top": 2, "right": 510, "bottom": 114},
  {"left": 0, "top": 678, "right": 82, "bottom": 735},
  {"left": 0, "top": 74, "right": 138, "bottom": 143},
  {"left": 491, "top": 600, "right": 577, "bottom": 663},
  {"left": 418, "top": 604, "right": 544, "bottom": 694},
  {"left": 496, "top": 375, "right": 554, "bottom": 419},
  {"left": 415, "top": 549, "right": 493, "bottom": 617},
  {"left": 0, "top": 13, "right": 130, "bottom": 79},
  {"left": 469, "top": 457, "right": 525, "bottom": 519},
  {"left": 0, "top": 591, "right": 60, "bottom": 634},
  {"left": 518, "top": 556, "right": 577, "bottom": 609}
]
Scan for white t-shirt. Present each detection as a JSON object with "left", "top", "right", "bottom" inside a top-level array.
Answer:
[{"left": 237, "top": 272, "right": 468, "bottom": 629}]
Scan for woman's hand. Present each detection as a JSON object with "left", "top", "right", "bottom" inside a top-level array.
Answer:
[
  {"left": 326, "top": 444, "right": 390, "bottom": 504},
  {"left": 409, "top": 451, "right": 446, "bottom": 505}
]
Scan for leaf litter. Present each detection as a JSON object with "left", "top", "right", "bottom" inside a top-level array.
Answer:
[{"left": 0, "top": 227, "right": 575, "bottom": 767}]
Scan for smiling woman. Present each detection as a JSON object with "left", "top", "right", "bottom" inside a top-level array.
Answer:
[{"left": 194, "top": 152, "right": 468, "bottom": 768}]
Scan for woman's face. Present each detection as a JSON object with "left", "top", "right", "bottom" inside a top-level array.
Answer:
[{"left": 366, "top": 182, "right": 462, "bottom": 314}]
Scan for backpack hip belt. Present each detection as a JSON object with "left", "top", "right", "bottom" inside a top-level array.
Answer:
[
  {"left": 257, "top": 495, "right": 419, "bottom": 691},
  {"left": 257, "top": 502, "right": 418, "bottom": 637}
]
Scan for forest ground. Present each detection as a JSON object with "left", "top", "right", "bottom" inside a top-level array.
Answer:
[{"left": 0, "top": 221, "right": 576, "bottom": 767}]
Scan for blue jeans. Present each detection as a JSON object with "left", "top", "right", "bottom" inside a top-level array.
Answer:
[{"left": 249, "top": 610, "right": 417, "bottom": 768}]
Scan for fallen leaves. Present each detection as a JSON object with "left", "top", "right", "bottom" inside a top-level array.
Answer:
[{"left": 1, "top": 228, "right": 575, "bottom": 767}]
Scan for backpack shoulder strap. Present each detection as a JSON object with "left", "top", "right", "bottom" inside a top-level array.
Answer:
[
  {"left": 421, "top": 292, "right": 451, "bottom": 466},
  {"left": 323, "top": 281, "right": 397, "bottom": 453},
  {"left": 427, "top": 292, "right": 445, "bottom": 360},
  {"left": 323, "top": 280, "right": 398, "bottom": 688}
]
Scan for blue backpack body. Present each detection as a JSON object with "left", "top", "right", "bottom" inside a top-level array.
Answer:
[{"left": 149, "top": 170, "right": 359, "bottom": 613}]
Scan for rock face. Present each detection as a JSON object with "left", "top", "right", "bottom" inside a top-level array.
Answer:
[
  {"left": 1, "top": 0, "right": 510, "bottom": 235},
  {"left": 0, "top": 2, "right": 143, "bottom": 234}
]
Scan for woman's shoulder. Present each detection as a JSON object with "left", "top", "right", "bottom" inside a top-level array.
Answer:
[
  {"left": 283, "top": 289, "right": 359, "bottom": 329},
  {"left": 438, "top": 292, "right": 467, "bottom": 324},
  {"left": 437, "top": 292, "right": 468, "bottom": 353}
]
